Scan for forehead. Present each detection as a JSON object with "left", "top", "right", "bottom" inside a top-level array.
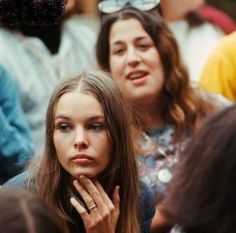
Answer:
[
  {"left": 55, "top": 91, "right": 103, "bottom": 117},
  {"left": 109, "top": 18, "right": 150, "bottom": 43}
]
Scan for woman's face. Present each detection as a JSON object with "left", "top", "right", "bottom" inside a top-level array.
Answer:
[
  {"left": 109, "top": 18, "right": 164, "bottom": 106},
  {"left": 53, "top": 91, "right": 111, "bottom": 179}
]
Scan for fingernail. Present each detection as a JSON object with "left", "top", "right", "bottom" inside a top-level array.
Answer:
[
  {"left": 70, "top": 197, "right": 76, "bottom": 204},
  {"left": 79, "top": 175, "right": 86, "bottom": 180}
]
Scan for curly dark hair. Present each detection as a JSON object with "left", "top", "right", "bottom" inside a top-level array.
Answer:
[{"left": 0, "top": 0, "right": 65, "bottom": 29}]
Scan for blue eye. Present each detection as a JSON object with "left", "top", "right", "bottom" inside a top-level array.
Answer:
[
  {"left": 88, "top": 123, "right": 104, "bottom": 132},
  {"left": 58, "top": 123, "right": 71, "bottom": 132}
]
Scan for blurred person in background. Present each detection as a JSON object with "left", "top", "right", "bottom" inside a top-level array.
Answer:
[
  {"left": 97, "top": 0, "right": 233, "bottom": 85},
  {"left": 160, "top": 104, "right": 236, "bottom": 233},
  {"left": 67, "top": 0, "right": 100, "bottom": 33},
  {"left": 0, "top": 0, "right": 97, "bottom": 154},
  {"left": 199, "top": 31, "right": 236, "bottom": 102},
  {"left": 0, "top": 188, "right": 63, "bottom": 233},
  {"left": 96, "top": 3, "right": 231, "bottom": 232},
  {"left": 206, "top": 0, "right": 236, "bottom": 22},
  {"left": 158, "top": 0, "right": 225, "bottom": 84},
  {"left": 199, "top": 4, "right": 236, "bottom": 35},
  {"left": 0, "top": 65, "right": 33, "bottom": 184}
]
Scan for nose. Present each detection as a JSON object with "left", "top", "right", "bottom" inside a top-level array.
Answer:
[
  {"left": 126, "top": 47, "right": 141, "bottom": 67},
  {"left": 73, "top": 127, "right": 89, "bottom": 150}
]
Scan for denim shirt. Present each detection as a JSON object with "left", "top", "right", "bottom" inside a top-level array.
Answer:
[{"left": 0, "top": 66, "right": 34, "bottom": 183}]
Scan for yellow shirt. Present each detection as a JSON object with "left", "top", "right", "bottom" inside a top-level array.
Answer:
[{"left": 199, "top": 32, "right": 236, "bottom": 101}]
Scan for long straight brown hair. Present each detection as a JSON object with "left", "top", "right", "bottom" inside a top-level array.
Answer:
[{"left": 33, "top": 71, "right": 140, "bottom": 233}]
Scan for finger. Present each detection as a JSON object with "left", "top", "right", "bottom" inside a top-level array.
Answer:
[
  {"left": 70, "top": 197, "right": 89, "bottom": 219},
  {"left": 79, "top": 176, "right": 103, "bottom": 204},
  {"left": 112, "top": 186, "right": 120, "bottom": 211},
  {"left": 94, "top": 180, "right": 113, "bottom": 206},
  {"left": 73, "top": 179, "right": 96, "bottom": 212},
  {"left": 79, "top": 176, "right": 110, "bottom": 212},
  {"left": 93, "top": 180, "right": 118, "bottom": 215},
  {"left": 70, "top": 197, "right": 96, "bottom": 225}
]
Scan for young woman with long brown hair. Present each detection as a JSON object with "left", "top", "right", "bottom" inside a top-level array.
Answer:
[{"left": 3, "top": 71, "right": 155, "bottom": 233}]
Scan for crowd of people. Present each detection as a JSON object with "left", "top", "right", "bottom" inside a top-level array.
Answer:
[{"left": 0, "top": 0, "right": 235, "bottom": 233}]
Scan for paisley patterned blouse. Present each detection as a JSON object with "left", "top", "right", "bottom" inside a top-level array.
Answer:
[{"left": 137, "top": 124, "right": 189, "bottom": 203}]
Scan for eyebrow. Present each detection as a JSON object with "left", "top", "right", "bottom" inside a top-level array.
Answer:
[
  {"left": 111, "top": 36, "right": 149, "bottom": 46},
  {"left": 54, "top": 115, "right": 69, "bottom": 120},
  {"left": 54, "top": 115, "right": 104, "bottom": 121}
]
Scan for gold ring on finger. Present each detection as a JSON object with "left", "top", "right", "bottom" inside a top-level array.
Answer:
[{"left": 88, "top": 203, "right": 97, "bottom": 211}]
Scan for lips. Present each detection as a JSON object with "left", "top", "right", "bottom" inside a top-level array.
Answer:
[
  {"left": 72, "top": 154, "right": 92, "bottom": 160},
  {"left": 126, "top": 70, "right": 149, "bottom": 80},
  {"left": 71, "top": 154, "right": 94, "bottom": 165}
]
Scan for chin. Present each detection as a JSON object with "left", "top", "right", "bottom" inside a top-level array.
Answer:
[{"left": 73, "top": 171, "right": 96, "bottom": 179}]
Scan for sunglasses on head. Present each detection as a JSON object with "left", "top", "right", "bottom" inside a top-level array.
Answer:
[{"left": 98, "top": 0, "right": 160, "bottom": 14}]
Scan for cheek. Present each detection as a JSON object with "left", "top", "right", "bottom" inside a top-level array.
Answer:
[
  {"left": 53, "top": 139, "right": 67, "bottom": 168},
  {"left": 53, "top": 133, "right": 66, "bottom": 157},
  {"left": 105, "top": 142, "right": 112, "bottom": 162},
  {"left": 151, "top": 52, "right": 164, "bottom": 74},
  {"left": 53, "top": 136, "right": 60, "bottom": 157},
  {"left": 109, "top": 62, "right": 125, "bottom": 91},
  {"left": 151, "top": 49, "right": 162, "bottom": 64},
  {"left": 100, "top": 136, "right": 112, "bottom": 164},
  {"left": 110, "top": 56, "right": 124, "bottom": 78}
]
